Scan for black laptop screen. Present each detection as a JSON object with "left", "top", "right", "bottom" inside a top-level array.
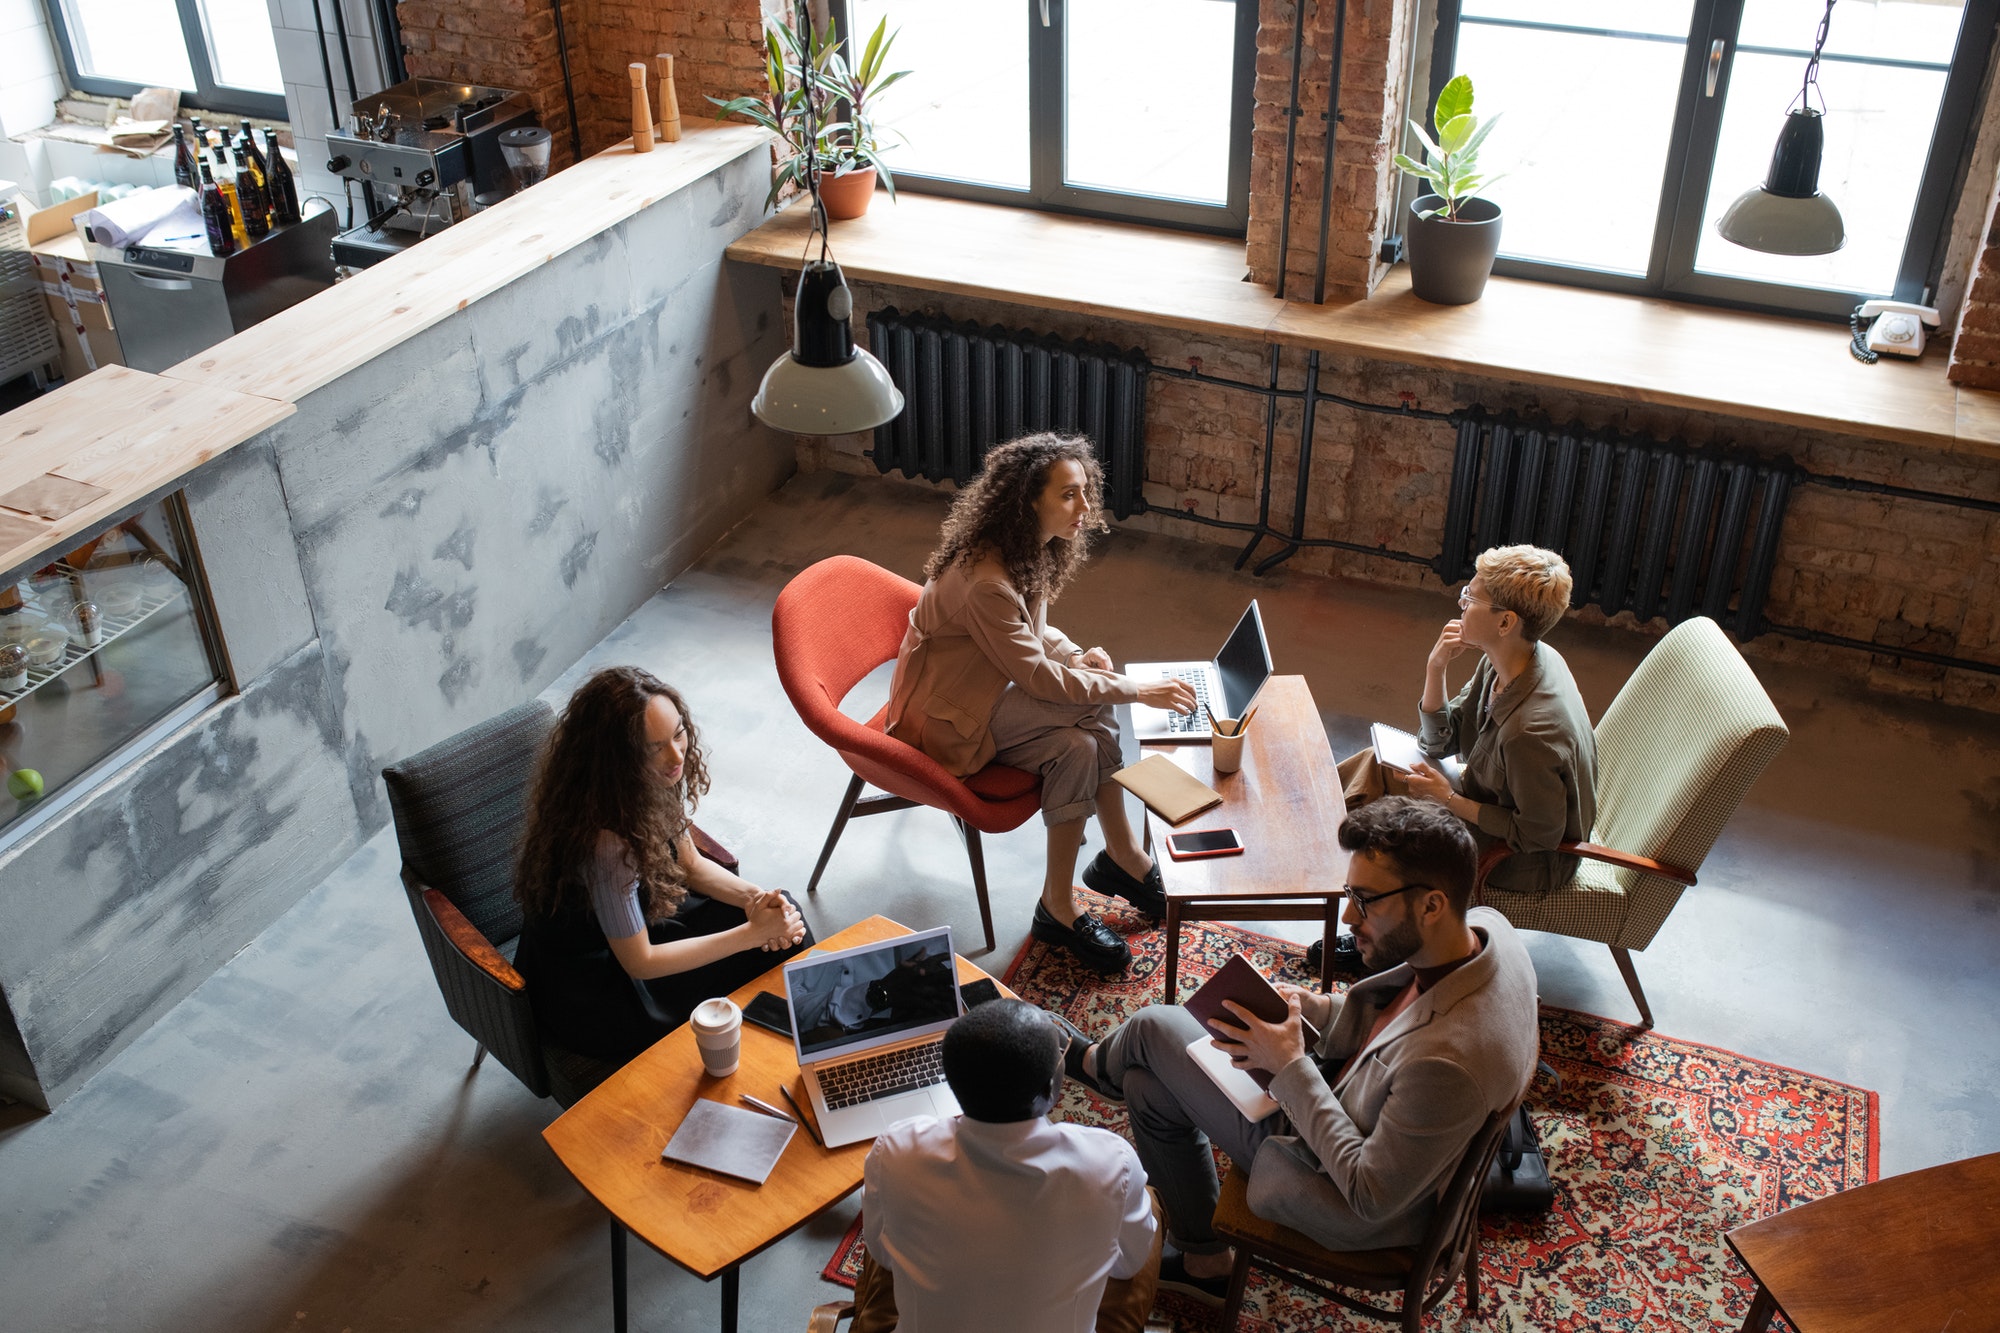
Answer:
[
  {"left": 786, "top": 935, "right": 960, "bottom": 1059},
  {"left": 1214, "top": 601, "right": 1273, "bottom": 718}
]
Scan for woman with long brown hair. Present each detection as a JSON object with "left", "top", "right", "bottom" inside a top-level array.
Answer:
[
  {"left": 886, "top": 434, "right": 1195, "bottom": 973},
  {"left": 515, "top": 666, "right": 809, "bottom": 1061}
]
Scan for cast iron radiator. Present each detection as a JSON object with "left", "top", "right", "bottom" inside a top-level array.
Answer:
[
  {"left": 864, "top": 306, "right": 1150, "bottom": 518},
  {"left": 1435, "top": 414, "right": 1795, "bottom": 639}
]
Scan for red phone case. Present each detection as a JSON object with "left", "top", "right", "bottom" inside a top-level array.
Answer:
[{"left": 1167, "top": 828, "right": 1244, "bottom": 860}]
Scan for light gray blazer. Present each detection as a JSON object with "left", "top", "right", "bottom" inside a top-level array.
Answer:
[{"left": 1256, "top": 907, "right": 1540, "bottom": 1250}]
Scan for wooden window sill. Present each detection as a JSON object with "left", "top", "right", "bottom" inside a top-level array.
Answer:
[{"left": 724, "top": 192, "right": 2000, "bottom": 460}]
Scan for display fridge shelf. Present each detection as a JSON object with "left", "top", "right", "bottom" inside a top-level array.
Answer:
[{"left": 1, "top": 586, "right": 184, "bottom": 707}]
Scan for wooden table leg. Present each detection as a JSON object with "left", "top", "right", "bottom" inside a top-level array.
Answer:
[
  {"left": 721, "top": 1263, "right": 740, "bottom": 1333},
  {"left": 1738, "top": 1285, "right": 1776, "bottom": 1333},
  {"left": 1162, "top": 901, "right": 1182, "bottom": 1004},
  {"left": 1321, "top": 898, "right": 1340, "bottom": 992},
  {"left": 609, "top": 1215, "right": 628, "bottom": 1333}
]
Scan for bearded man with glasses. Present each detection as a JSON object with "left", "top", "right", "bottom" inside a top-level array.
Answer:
[{"left": 1054, "top": 799, "right": 1538, "bottom": 1303}]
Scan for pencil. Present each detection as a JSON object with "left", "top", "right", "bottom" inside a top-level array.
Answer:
[
  {"left": 780, "top": 1084, "right": 824, "bottom": 1148},
  {"left": 1204, "top": 703, "right": 1221, "bottom": 733},
  {"left": 1236, "top": 706, "right": 1258, "bottom": 736}
]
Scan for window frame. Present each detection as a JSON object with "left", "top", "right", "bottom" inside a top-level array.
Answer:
[
  {"left": 1425, "top": 0, "right": 2000, "bottom": 319},
  {"left": 834, "top": 0, "right": 1259, "bottom": 236},
  {"left": 44, "top": 0, "right": 289, "bottom": 123}
]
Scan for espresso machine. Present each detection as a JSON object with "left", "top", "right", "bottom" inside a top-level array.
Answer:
[{"left": 325, "top": 78, "right": 538, "bottom": 268}]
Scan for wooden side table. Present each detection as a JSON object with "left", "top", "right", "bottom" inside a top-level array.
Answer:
[
  {"left": 1724, "top": 1151, "right": 2000, "bottom": 1331},
  {"left": 543, "top": 915, "right": 1005, "bottom": 1332},
  {"left": 1145, "top": 676, "right": 1350, "bottom": 1002}
]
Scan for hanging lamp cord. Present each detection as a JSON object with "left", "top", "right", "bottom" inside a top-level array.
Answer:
[
  {"left": 1793, "top": 0, "right": 1835, "bottom": 115},
  {"left": 797, "top": 0, "right": 830, "bottom": 267}
]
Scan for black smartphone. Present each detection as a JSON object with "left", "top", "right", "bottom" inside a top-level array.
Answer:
[
  {"left": 742, "top": 990, "right": 793, "bottom": 1038},
  {"left": 959, "top": 978, "right": 1003, "bottom": 1011}
]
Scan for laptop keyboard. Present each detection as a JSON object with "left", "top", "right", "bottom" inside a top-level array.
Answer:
[
  {"left": 1163, "top": 669, "right": 1212, "bottom": 732},
  {"left": 819, "top": 1041, "right": 948, "bottom": 1111}
]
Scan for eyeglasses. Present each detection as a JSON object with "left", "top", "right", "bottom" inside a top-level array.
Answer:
[
  {"left": 1458, "top": 585, "right": 1498, "bottom": 613},
  {"left": 1343, "top": 882, "right": 1433, "bottom": 919}
]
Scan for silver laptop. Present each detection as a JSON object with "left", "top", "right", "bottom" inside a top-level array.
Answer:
[
  {"left": 784, "top": 926, "right": 964, "bottom": 1149},
  {"left": 1127, "top": 600, "right": 1274, "bottom": 742}
]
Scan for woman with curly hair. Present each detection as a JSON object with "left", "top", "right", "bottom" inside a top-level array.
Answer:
[
  {"left": 514, "top": 666, "right": 810, "bottom": 1061},
  {"left": 886, "top": 434, "right": 1196, "bottom": 973}
]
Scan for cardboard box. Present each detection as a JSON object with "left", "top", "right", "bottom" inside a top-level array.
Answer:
[{"left": 17, "top": 191, "right": 124, "bottom": 380}]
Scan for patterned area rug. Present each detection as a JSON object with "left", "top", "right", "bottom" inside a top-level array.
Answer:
[{"left": 823, "top": 894, "right": 1875, "bottom": 1331}]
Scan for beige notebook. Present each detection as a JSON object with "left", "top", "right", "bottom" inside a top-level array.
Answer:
[{"left": 1112, "top": 754, "right": 1223, "bottom": 826}]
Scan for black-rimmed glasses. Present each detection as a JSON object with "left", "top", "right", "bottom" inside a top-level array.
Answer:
[{"left": 1343, "top": 882, "right": 1433, "bottom": 919}]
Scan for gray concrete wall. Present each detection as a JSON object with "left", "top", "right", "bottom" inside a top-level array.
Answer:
[{"left": 0, "top": 141, "right": 791, "bottom": 1109}]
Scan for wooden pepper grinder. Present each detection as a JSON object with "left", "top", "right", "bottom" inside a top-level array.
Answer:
[
  {"left": 629, "top": 63, "right": 655, "bottom": 153},
  {"left": 656, "top": 53, "right": 682, "bottom": 142}
]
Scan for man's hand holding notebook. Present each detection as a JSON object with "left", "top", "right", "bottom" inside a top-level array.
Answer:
[{"left": 1180, "top": 954, "right": 1324, "bottom": 1121}]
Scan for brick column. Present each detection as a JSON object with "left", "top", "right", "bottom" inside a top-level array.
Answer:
[
  {"left": 1246, "top": 0, "right": 1417, "bottom": 303},
  {"left": 1948, "top": 161, "right": 2000, "bottom": 389},
  {"left": 396, "top": 0, "right": 577, "bottom": 167}
]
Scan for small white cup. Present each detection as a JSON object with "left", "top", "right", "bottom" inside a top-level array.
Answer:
[
  {"left": 1212, "top": 718, "right": 1245, "bottom": 775},
  {"left": 690, "top": 997, "right": 742, "bottom": 1078}
]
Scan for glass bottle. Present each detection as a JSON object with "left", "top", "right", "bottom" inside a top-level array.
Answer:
[
  {"left": 264, "top": 128, "right": 301, "bottom": 226},
  {"left": 171, "top": 124, "right": 196, "bottom": 191},
  {"left": 199, "top": 164, "right": 237, "bottom": 257},
  {"left": 212, "top": 148, "right": 249, "bottom": 250},
  {"left": 234, "top": 143, "right": 271, "bottom": 239}
]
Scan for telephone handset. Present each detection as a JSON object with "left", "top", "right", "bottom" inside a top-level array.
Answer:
[{"left": 1850, "top": 299, "right": 1941, "bottom": 364}]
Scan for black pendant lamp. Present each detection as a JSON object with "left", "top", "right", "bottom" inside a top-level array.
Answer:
[
  {"left": 751, "top": 0, "right": 904, "bottom": 435},
  {"left": 1716, "top": 0, "right": 1846, "bottom": 256}
]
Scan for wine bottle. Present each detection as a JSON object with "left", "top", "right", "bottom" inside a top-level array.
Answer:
[
  {"left": 263, "top": 128, "right": 300, "bottom": 226},
  {"left": 212, "top": 148, "right": 249, "bottom": 250},
  {"left": 233, "top": 145, "right": 270, "bottom": 240},
  {"left": 199, "top": 164, "right": 236, "bottom": 256},
  {"left": 171, "top": 124, "right": 196, "bottom": 191}
]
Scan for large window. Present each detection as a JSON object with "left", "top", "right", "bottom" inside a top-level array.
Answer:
[
  {"left": 47, "top": 0, "right": 285, "bottom": 121},
  {"left": 838, "top": 0, "right": 1258, "bottom": 233},
  {"left": 1428, "top": 0, "right": 1998, "bottom": 316}
]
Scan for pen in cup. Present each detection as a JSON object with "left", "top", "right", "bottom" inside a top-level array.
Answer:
[{"left": 740, "top": 1094, "right": 795, "bottom": 1124}]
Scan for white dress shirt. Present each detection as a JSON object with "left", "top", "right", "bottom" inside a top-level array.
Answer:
[{"left": 862, "top": 1114, "right": 1156, "bottom": 1333}]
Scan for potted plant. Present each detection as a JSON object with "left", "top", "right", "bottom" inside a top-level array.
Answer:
[
  {"left": 1393, "top": 75, "right": 1503, "bottom": 305},
  {"left": 710, "top": 12, "right": 909, "bottom": 221}
]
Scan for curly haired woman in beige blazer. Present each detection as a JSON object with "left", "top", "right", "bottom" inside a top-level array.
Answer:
[{"left": 885, "top": 435, "right": 1196, "bottom": 973}]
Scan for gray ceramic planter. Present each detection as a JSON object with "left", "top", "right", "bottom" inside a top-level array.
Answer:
[{"left": 1406, "top": 195, "right": 1503, "bottom": 305}]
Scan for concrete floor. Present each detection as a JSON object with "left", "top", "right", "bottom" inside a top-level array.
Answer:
[{"left": 3, "top": 469, "right": 1997, "bottom": 1333}]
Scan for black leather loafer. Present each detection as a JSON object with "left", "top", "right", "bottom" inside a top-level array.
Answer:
[
  {"left": 1305, "top": 934, "right": 1374, "bottom": 977},
  {"left": 1081, "top": 849, "right": 1167, "bottom": 919},
  {"left": 1031, "top": 901, "right": 1132, "bottom": 974},
  {"left": 1157, "top": 1250, "right": 1232, "bottom": 1306},
  {"left": 1050, "top": 1011, "right": 1123, "bottom": 1102}
]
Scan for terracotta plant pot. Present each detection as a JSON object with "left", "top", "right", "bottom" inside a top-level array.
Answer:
[
  {"left": 816, "top": 167, "right": 877, "bottom": 221},
  {"left": 1406, "top": 195, "right": 1503, "bottom": 305}
]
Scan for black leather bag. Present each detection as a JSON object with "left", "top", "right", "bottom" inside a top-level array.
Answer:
[{"left": 1479, "top": 1103, "right": 1555, "bottom": 1214}]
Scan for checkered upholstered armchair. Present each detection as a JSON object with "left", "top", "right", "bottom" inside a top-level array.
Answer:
[
  {"left": 382, "top": 699, "right": 740, "bottom": 1107},
  {"left": 1477, "top": 616, "right": 1788, "bottom": 1028}
]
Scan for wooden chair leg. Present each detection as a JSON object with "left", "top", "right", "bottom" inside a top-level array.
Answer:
[
  {"left": 1219, "top": 1250, "right": 1253, "bottom": 1330},
  {"left": 808, "top": 773, "right": 867, "bottom": 894},
  {"left": 1464, "top": 1214, "right": 1480, "bottom": 1319},
  {"left": 954, "top": 817, "right": 997, "bottom": 952},
  {"left": 1610, "top": 946, "right": 1654, "bottom": 1028}
]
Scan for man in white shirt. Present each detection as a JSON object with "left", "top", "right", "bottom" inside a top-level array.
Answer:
[{"left": 852, "top": 998, "right": 1162, "bottom": 1333}]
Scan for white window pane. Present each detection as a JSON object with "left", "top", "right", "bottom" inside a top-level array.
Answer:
[
  {"left": 1737, "top": 0, "right": 1962, "bottom": 68},
  {"left": 1065, "top": 0, "right": 1236, "bottom": 204},
  {"left": 1460, "top": 0, "right": 1693, "bottom": 39},
  {"left": 1694, "top": 50, "right": 1952, "bottom": 293},
  {"left": 199, "top": 0, "right": 283, "bottom": 94},
  {"left": 1454, "top": 23, "right": 1688, "bottom": 274},
  {"left": 61, "top": 0, "right": 196, "bottom": 90},
  {"left": 849, "top": 0, "right": 1029, "bottom": 190}
]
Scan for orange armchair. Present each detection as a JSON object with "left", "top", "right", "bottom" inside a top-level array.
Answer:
[{"left": 772, "top": 555, "right": 1044, "bottom": 951}]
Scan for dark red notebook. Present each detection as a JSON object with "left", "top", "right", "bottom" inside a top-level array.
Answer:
[{"left": 1182, "top": 954, "right": 1291, "bottom": 1089}]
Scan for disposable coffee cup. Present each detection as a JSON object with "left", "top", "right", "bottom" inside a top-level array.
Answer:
[
  {"left": 1212, "top": 719, "right": 1245, "bottom": 775},
  {"left": 690, "top": 997, "right": 742, "bottom": 1077}
]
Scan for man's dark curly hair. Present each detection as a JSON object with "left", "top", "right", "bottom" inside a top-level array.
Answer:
[
  {"left": 1336, "top": 796, "right": 1478, "bottom": 916},
  {"left": 922, "top": 433, "right": 1108, "bottom": 611},
  {"left": 515, "top": 666, "right": 710, "bottom": 922}
]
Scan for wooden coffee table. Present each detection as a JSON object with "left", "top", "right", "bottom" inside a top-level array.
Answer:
[
  {"left": 542, "top": 915, "right": 1005, "bottom": 1332},
  {"left": 1724, "top": 1150, "right": 2000, "bottom": 1332},
  {"left": 1143, "top": 675, "right": 1350, "bottom": 1003}
]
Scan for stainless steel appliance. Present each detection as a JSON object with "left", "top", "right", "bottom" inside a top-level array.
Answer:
[
  {"left": 94, "top": 207, "right": 338, "bottom": 372},
  {"left": 324, "top": 79, "right": 538, "bottom": 269}
]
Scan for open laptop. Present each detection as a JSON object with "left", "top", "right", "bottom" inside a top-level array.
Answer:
[
  {"left": 1126, "top": 600, "right": 1274, "bottom": 742},
  {"left": 783, "top": 925, "right": 964, "bottom": 1148}
]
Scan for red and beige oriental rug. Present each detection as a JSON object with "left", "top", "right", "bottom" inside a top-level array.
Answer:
[{"left": 822, "top": 894, "right": 1874, "bottom": 1332}]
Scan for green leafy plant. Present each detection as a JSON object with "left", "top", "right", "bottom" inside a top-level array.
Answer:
[
  {"left": 709, "top": 14, "right": 910, "bottom": 212},
  {"left": 1393, "top": 74, "right": 1500, "bottom": 221}
]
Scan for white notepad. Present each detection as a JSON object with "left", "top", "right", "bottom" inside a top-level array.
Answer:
[
  {"left": 1184, "top": 1035, "right": 1281, "bottom": 1122},
  {"left": 661, "top": 1098, "right": 796, "bottom": 1184}
]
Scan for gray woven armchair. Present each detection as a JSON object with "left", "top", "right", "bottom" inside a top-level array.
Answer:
[{"left": 381, "top": 700, "right": 741, "bottom": 1107}]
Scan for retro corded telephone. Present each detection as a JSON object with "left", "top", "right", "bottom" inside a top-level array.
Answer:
[{"left": 1849, "top": 299, "right": 1940, "bottom": 363}]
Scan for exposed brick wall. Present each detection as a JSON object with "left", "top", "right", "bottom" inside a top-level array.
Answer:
[
  {"left": 1245, "top": 0, "right": 1416, "bottom": 304},
  {"left": 795, "top": 281, "right": 2000, "bottom": 712},
  {"left": 394, "top": 0, "right": 782, "bottom": 167},
  {"left": 1948, "top": 162, "right": 2000, "bottom": 390}
]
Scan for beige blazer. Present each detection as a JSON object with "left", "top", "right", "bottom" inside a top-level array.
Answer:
[
  {"left": 885, "top": 556, "right": 1137, "bottom": 776},
  {"left": 1255, "top": 907, "right": 1540, "bottom": 1250}
]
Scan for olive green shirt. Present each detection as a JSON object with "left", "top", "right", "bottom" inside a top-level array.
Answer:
[{"left": 1417, "top": 642, "right": 1596, "bottom": 895}]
